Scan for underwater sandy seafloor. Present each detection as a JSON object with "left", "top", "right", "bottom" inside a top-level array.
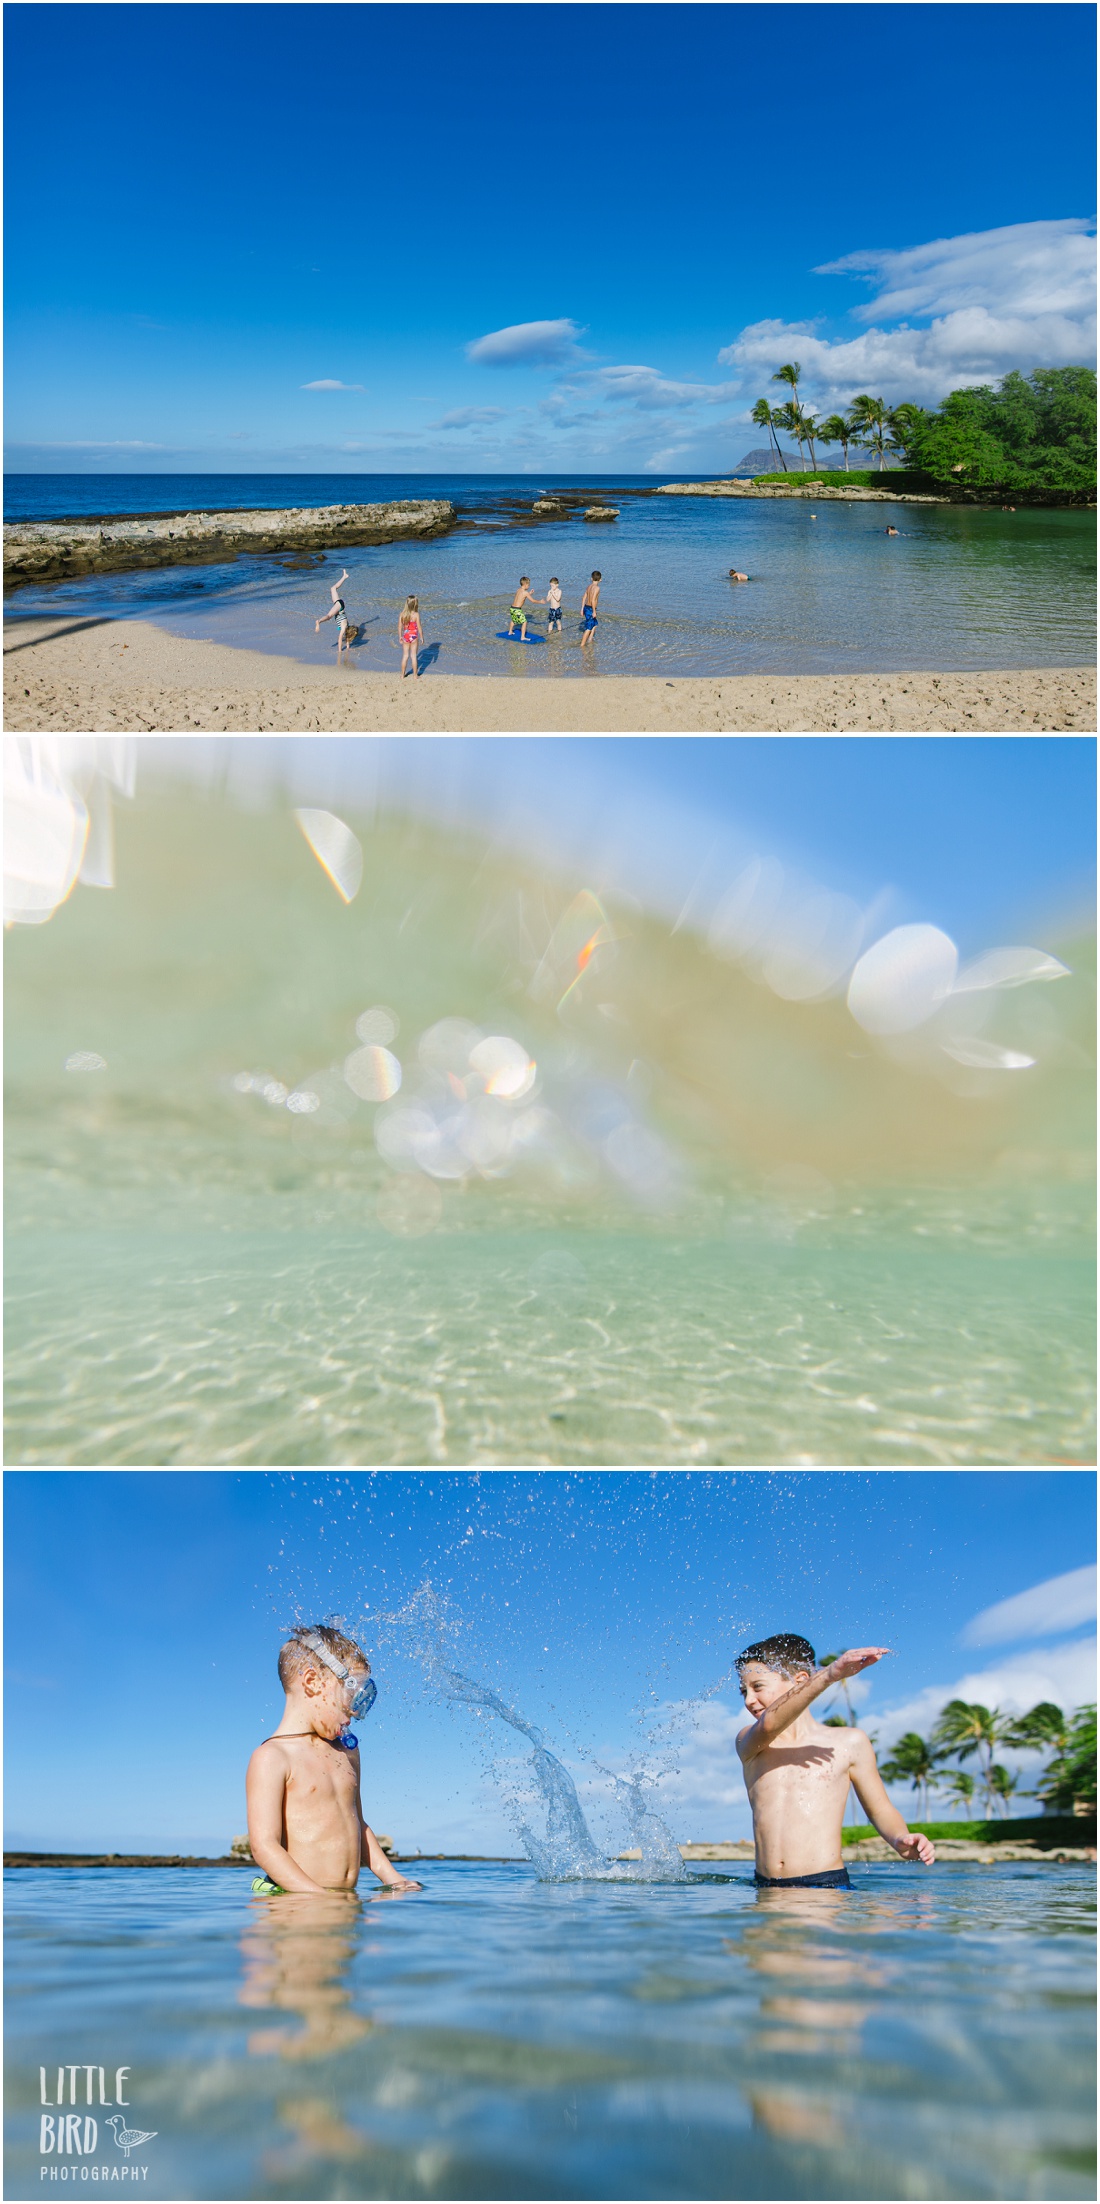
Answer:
[{"left": 4, "top": 783, "right": 1095, "bottom": 1464}]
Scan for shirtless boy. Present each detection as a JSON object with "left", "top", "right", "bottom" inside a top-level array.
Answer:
[
  {"left": 508, "top": 577, "right": 543, "bottom": 641},
  {"left": 246, "top": 1624, "right": 422, "bottom": 1896},
  {"left": 736, "top": 1634, "right": 935, "bottom": 1888},
  {"left": 580, "top": 571, "right": 601, "bottom": 649}
]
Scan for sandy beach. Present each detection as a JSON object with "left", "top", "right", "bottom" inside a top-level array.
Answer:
[{"left": 5, "top": 614, "right": 1094, "bottom": 731}]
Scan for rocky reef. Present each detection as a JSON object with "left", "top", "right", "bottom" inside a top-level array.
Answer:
[
  {"left": 657, "top": 479, "right": 947, "bottom": 503},
  {"left": 4, "top": 499, "right": 456, "bottom": 587}
]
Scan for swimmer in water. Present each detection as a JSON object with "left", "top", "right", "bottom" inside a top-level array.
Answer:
[
  {"left": 728, "top": 569, "right": 749, "bottom": 583},
  {"left": 247, "top": 1625, "right": 422, "bottom": 1896},
  {"left": 736, "top": 1635, "right": 935, "bottom": 1888},
  {"left": 315, "top": 569, "right": 354, "bottom": 659},
  {"left": 886, "top": 526, "right": 900, "bottom": 536}
]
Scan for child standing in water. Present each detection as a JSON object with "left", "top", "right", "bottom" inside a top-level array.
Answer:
[
  {"left": 508, "top": 577, "right": 542, "bottom": 641},
  {"left": 580, "top": 571, "right": 601, "bottom": 649},
  {"left": 398, "top": 596, "right": 423, "bottom": 679},
  {"left": 546, "top": 577, "right": 563, "bottom": 633},
  {"left": 246, "top": 1624, "right": 422, "bottom": 1896},
  {"left": 736, "top": 1635, "right": 935, "bottom": 1888},
  {"left": 315, "top": 569, "right": 354, "bottom": 659}
]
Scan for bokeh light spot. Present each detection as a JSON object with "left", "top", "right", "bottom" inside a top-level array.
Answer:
[
  {"left": 355, "top": 1005, "right": 399, "bottom": 1044},
  {"left": 344, "top": 1044, "right": 402, "bottom": 1102},
  {"left": 847, "top": 924, "right": 959, "bottom": 1035},
  {"left": 293, "top": 807, "right": 364, "bottom": 903},
  {"left": 469, "top": 1036, "right": 537, "bottom": 1099}
]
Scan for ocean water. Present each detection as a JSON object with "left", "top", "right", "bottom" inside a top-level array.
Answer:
[
  {"left": 4, "top": 1862, "right": 1095, "bottom": 2201},
  {"left": 4, "top": 783, "right": 1094, "bottom": 1467},
  {"left": 4, "top": 473, "right": 1094, "bottom": 678}
]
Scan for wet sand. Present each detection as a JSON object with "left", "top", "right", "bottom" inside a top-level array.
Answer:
[{"left": 5, "top": 614, "right": 1095, "bottom": 731}]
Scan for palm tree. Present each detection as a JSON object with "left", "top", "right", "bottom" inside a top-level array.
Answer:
[
  {"left": 932, "top": 1700, "right": 1014, "bottom": 1816},
  {"left": 888, "top": 403, "right": 928, "bottom": 468},
  {"left": 988, "top": 1764, "right": 1022, "bottom": 1817},
  {"left": 816, "top": 413, "right": 855, "bottom": 472},
  {"left": 1002, "top": 1702, "right": 1069, "bottom": 1756},
  {"left": 1033, "top": 1704, "right": 1096, "bottom": 1815},
  {"left": 751, "top": 397, "right": 786, "bottom": 473},
  {"left": 772, "top": 401, "right": 806, "bottom": 475},
  {"left": 801, "top": 412, "right": 821, "bottom": 471},
  {"left": 879, "top": 1732, "right": 943, "bottom": 1822},
  {"left": 848, "top": 393, "right": 895, "bottom": 473},
  {"left": 771, "top": 364, "right": 806, "bottom": 467},
  {"left": 940, "top": 1768, "right": 977, "bottom": 1820}
]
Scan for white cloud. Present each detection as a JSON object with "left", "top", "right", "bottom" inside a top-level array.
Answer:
[
  {"left": 718, "top": 218, "right": 1096, "bottom": 409},
  {"left": 818, "top": 219, "right": 1096, "bottom": 326},
  {"left": 467, "top": 318, "right": 587, "bottom": 367},
  {"left": 869, "top": 1636, "right": 1097, "bottom": 1753},
  {"left": 301, "top": 379, "right": 365, "bottom": 391},
  {"left": 963, "top": 1565, "right": 1097, "bottom": 1647},
  {"left": 548, "top": 364, "right": 739, "bottom": 415},
  {"left": 426, "top": 406, "right": 509, "bottom": 430}
]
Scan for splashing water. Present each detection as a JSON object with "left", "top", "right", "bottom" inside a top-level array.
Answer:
[{"left": 391, "top": 1588, "right": 686, "bottom": 1880}]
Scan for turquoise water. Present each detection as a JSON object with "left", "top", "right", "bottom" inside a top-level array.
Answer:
[
  {"left": 4, "top": 785, "right": 1094, "bottom": 1466},
  {"left": 5, "top": 480, "right": 1094, "bottom": 677},
  {"left": 4, "top": 1863, "right": 1095, "bottom": 2200}
]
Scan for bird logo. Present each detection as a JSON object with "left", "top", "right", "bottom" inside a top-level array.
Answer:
[{"left": 106, "top": 2114, "right": 158, "bottom": 2158}]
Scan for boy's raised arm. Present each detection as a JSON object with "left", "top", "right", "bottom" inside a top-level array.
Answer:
[
  {"left": 737, "top": 1647, "right": 889, "bottom": 1761},
  {"left": 245, "top": 1743, "right": 328, "bottom": 1895}
]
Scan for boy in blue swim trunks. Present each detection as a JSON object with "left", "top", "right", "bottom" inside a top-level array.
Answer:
[
  {"left": 736, "top": 1636, "right": 935, "bottom": 1888},
  {"left": 246, "top": 1624, "right": 422, "bottom": 1897},
  {"left": 580, "top": 571, "right": 601, "bottom": 649}
]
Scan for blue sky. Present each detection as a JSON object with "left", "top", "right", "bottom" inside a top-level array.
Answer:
[
  {"left": 5, "top": 1472, "right": 1095, "bottom": 1853},
  {"left": 158, "top": 735, "right": 1098, "bottom": 951},
  {"left": 5, "top": 3, "right": 1096, "bottom": 473}
]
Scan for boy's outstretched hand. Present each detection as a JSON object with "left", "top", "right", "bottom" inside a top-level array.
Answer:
[
  {"left": 827, "top": 1647, "right": 890, "bottom": 1679},
  {"left": 893, "top": 1831, "right": 936, "bottom": 1864}
]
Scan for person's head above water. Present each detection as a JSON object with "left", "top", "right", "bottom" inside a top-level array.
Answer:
[
  {"left": 736, "top": 1634, "right": 817, "bottom": 1716},
  {"left": 278, "top": 1623, "right": 376, "bottom": 1744},
  {"left": 591, "top": 570, "right": 602, "bottom": 581}
]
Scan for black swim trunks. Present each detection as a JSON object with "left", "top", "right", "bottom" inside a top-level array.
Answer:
[{"left": 754, "top": 1866, "right": 852, "bottom": 1889}]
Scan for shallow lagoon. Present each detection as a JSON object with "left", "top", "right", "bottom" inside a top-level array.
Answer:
[
  {"left": 4, "top": 1862, "right": 1095, "bottom": 2200},
  {"left": 4, "top": 783, "right": 1094, "bottom": 1467},
  {"left": 5, "top": 473, "right": 1095, "bottom": 679}
]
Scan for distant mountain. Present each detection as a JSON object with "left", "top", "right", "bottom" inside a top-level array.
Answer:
[{"left": 730, "top": 443, "right": 901, "bottom": 476}]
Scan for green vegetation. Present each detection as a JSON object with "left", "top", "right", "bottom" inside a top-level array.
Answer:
[
  {"left": 842, "top": 1815, "right": 1095, "bottom": 1847},
  {"left": 880, "top": 1732, "right": 942, "bottom": 1820},
  {"left": 747, "top": 363, "right": 1096, "bottom": 502},
  {"left": 863, "top": 1697, "right": 1097, "bottom": 1823},
  {"left": 906, "top": 369, "right": 1096, "bottom": 500},
  {"left": 750, "top": 469, "right": 906, "bottom": 489}
]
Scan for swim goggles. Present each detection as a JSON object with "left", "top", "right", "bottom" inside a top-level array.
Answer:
[{"left": 298, "top": 1630, "right": 378, "bottom": 1720}]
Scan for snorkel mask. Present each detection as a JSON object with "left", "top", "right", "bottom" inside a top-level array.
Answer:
[{"left": 299, "top": 1630, "right": 378, "bottom": 1748}]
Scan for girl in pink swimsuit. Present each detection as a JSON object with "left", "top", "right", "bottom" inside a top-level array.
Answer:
[{"left": 399, "top": 596, "right": 423, "bottom": 680}]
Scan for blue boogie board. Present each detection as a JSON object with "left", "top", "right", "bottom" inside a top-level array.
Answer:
[{"left": 495, "top": 631, "right": 545, "bottom": 644}]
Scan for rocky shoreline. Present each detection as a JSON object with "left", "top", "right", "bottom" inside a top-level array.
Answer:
[
  {"left": 3, "top": 498, "right": 456, "bottom": 587},
  {"left": 657, "top": 478, "right": 949, "bottom": 503}
]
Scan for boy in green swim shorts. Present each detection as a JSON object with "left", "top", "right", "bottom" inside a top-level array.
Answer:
[
  {"left": 508, "top": 577, "right": 542, "bottom": 639},
  {"left": 246, "top": 1624, "right": 421, "bottom": 1897}
]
